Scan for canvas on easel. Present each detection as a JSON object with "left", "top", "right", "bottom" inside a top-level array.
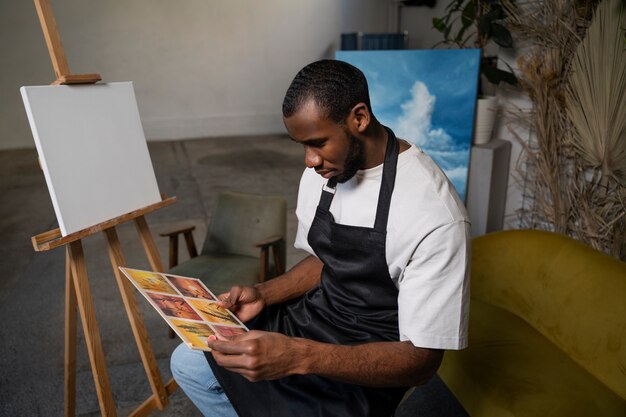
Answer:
[{"left": 21, "top": 82, "right": 161, "bottom": 236}]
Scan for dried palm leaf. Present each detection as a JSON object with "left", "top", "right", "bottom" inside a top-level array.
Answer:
[
  {"left": 501, "top": 0, "right": 626, "bottom": 259},
  {"left": 566, "top": 0, "right": 626, "bottom": 186}
]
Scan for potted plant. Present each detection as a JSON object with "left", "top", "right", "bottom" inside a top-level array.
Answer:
[
  {"left": 432, "top": 0, "right": 518, "bottom": 144},
  {"left": 432, "top": 0, "right": 517, "bottom": 86}
]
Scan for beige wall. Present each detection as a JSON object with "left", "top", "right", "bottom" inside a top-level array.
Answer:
[
  {"left": 397, "top": 3, "right": 449, "bottom": 50},
  {"left": 0, "top": 0, "right": 389, "bottom": 150}
]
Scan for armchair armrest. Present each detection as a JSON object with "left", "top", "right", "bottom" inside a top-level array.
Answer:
[
  {"left": 255, "top": 235, "right": 283, "bottom": 248},
  {"left": 159, "top": 225, "right": 196, "bottom": 238},
  {"left": 159, "top": 224, "right": 198, "bottom": 269},
  {"left": 255, "top": 235, "right": 284, "bottom": 282}
]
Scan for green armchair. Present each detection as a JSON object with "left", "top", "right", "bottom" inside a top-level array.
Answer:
[
  {"left": 160, "top": 192, "right": 287, "bottom": 296},
  {"left": 438, "top": 230, "right": 626, "bottom": 416}
]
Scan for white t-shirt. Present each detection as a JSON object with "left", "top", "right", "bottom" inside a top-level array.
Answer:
[{"left": 295, "top": 144, "right": 470, "bottom": 350}]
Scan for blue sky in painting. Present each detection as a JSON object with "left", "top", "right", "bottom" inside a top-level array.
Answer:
[{"left": 335, "top": 49, "right": 480, "bottom": 201}]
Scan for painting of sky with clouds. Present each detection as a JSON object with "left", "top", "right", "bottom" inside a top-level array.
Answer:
[{"left": 336, "top": 49, "right": 480, "bottom": 202}]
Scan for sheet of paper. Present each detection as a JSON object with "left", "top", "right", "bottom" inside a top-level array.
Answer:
[{"left": 120, "top": 267, "right": 248, "bottom": 351}]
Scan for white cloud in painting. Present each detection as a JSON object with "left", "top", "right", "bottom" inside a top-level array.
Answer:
[
  {"left": 395, "top": 80, "right": 469, "bottom": 199},
  {"left": 395, "top": 81, "right": 452, "bottom": 149}
]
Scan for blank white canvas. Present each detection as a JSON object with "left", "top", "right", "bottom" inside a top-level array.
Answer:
[{"left": 21, "top": 82, "right": 162, "bottom": 236}]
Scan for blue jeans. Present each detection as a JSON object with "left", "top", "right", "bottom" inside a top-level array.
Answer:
[{"left": 171, "top": 343, "right": 238, "bottom": 417}]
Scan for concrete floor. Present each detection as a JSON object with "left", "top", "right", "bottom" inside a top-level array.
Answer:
[{"left": 0, "top": 135, "right": 467, "bottom": 417}]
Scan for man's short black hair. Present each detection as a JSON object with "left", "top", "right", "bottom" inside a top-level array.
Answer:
[{"left": 282, "top": 59, "right": 373, "bottom": 123}]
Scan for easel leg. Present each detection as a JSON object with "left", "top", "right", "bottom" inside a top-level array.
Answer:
[
  {"left": 69, "top": 240, "right": 117, "bottom": 417},
  {"left": 136, "top": 216, "right": 175, "bottom": 340},
  {"left": 104, "top": 227, "right": 169, "bottom": 412},
  {"left": 135, "top": 216, "right": 164, "bottom": 272},
  {"left": 65, "top": 247, "right": 77, "bottom": 417}
]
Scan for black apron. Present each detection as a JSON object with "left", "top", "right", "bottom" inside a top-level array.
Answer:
[{"left": 206, "top": 127, "right": 408, "bottom": 416}]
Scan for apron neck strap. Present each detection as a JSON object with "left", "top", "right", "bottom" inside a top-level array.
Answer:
[
  {"left": 319, "top": 126, "right": 399, "bottom": 233},
  {"left": 373, "top": 126, "right": 398, "bottom": 232},
  {"left": 319, "top": 177, "right": 337, "bottom": 210}
]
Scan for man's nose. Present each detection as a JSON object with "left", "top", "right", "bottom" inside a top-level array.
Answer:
[{"left": 305, "top": 147, "right": 322, "bottom": 168}]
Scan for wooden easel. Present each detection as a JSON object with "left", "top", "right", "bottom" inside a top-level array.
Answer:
[{"left": 31, "top": 0, "right": 179, "bottom": 415}]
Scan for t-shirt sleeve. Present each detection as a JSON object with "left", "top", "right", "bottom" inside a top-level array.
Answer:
[
  {"left": 294, "top": 214, "right": 314, "bottom": 255},
  {"left": 294, "top": 168, "right": 317, "bottom": 256},
  {"left": 397, "top": 220, "right": 470, "bottom": 350}
]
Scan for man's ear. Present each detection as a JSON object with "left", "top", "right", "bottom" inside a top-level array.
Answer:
[{"left": 346, "top": 102, "right": 371, "bottom": 135}]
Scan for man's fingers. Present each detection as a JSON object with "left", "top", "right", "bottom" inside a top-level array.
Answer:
[
  {"left": 216, "top": 293, "right": 231, "bottom": 309},
  {"left": 218, "top": 286, "right": 244, "bottom": 309},
  {"left": 206, "top": 331, "right": 285, "bottom": 382},
  {"left": 205, "top": 332, "right": 234, "bottom": 345},
  {"left": 213, "top": 331, "right": 232, "bottom": 341},
  {"left": 207, "top": 338, "right": 250, "bottom": 355},
  {"left": 211, "top": 350, "right": 249, "bottom": 367}
]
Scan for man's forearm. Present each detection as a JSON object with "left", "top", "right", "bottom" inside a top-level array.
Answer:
[
  {"left": 208, "top": 331, "right": 443, "bottom": 387},
  {"left": 256, "top": 255, "right": 322, "bottom": 305},
  {"left": 293, "top": 339, "right": 443, "bottom": 387}
]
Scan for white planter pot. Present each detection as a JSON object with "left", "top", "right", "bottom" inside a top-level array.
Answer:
[{"left": 474, "top": 96, "right": 499, "bottom": 145}]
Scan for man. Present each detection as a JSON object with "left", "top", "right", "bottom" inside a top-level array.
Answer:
[{"left": 171, "top": 59, "right": 470, "bottom": 417}]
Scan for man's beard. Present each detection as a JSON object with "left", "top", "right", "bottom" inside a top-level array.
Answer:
[{"left": 336, "top": 134, "right": 365, "bottom": 183}]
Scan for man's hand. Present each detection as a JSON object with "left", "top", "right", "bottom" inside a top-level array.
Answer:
[
  {"left": 207, "top": 330, "right": 443, "bottom": 387},
  {"left": 217, "top": 285, "right": 265, "bottom": 323},
  {"left": 207, "top": 330, "right": 306, "bottom": 382}
]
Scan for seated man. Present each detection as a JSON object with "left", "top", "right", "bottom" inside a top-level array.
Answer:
[{"left": 171, "top": 59, "right": 470, "bottom": 417}]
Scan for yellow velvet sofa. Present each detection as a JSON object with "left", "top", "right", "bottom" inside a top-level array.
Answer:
[{"left": 438, "top": 230, "right": 626, "bottom": 416}]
